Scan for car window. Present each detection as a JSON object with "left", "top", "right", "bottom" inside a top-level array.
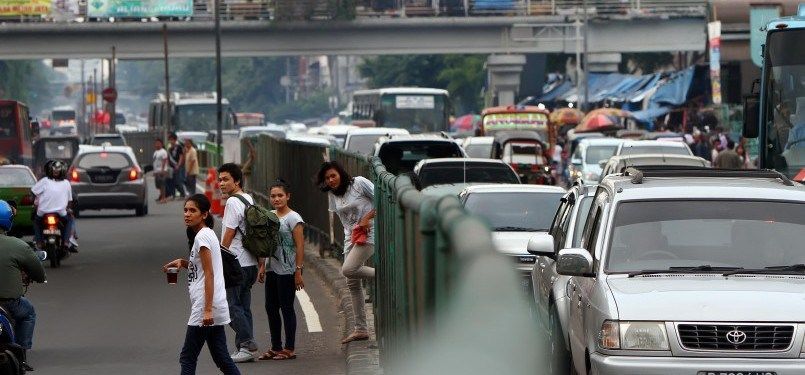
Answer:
[
  {"left": 0, "top": 168, "right": 35, "bottom": 186},
  {"left": 553, "top": 199, "right": 574, "bottom": 252},
  {"left": 571, "top": 197, "right": 595, "bottom": 247},
  {"left": 584, "top": 146, "right": 618, "bottom": 164},
  {"left": 618, "top": 145, "right": 690, "bottom": 156},
  {"left": 464, "top": 192, "right": 564, "bottom": 231},
  {"left": 549, "top": 196, "right": 570, "bottom": 237},
  {"left": 92, "top": 137, "right": 126, "bottom": 146},
  {"left": 346, "top": 134, "right": 383, "bottom": 155},
  {"left": 77, "top": 152, "right": 131, "bottom": 169},
  {"left": 464, "top": 143, "right": 493, "bottom": 158},
  {"left": 379, "top": 141, "right": 463, "bottom": 175}
]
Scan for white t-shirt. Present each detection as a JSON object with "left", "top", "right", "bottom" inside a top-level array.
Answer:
[
  {"left": 328, "top": 176, "right": 375, "bottom": 251},
  {"left": 221, "top": 193, "right": 258, "bottom": 267},
  {"left": 153, "top": 148, "right": 169, "bottom": 174},
  {"left": 187, "top": 227, "right": 230, "bottom": 326},
  {"left": 31, "top": 177, "right": 72, "bottom": 217}
]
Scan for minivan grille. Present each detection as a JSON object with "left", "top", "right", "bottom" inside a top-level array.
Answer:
[{"left": 677, "top": 324, "right": 794, "bottom": 351}]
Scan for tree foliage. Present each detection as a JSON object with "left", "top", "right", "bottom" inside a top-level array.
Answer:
[{"left": 0, "top": 60, "right": 56, "bottom": 110}]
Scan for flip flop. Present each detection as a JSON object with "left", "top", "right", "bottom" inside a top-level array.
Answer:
[
  {"left": 257, "top": 350, "right": 280, "bottom": 360},
  {"left": 272, "top": 350, "right": 296, "bottom": 360},
  {"left": 341, "top": 331, "right": 370, "bottom": 344}
]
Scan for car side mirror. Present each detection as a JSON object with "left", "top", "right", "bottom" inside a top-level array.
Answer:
[
  {"left": 598, "top": 159, "right": 608, "bottom": 169},
  {"left": 743, "top": 95, "right": 760, "bottom": 139},
  {"left": 556, "top": 248, "right": 594, "bottom": 276},
  {"left": 527, "top": 232, "right": 555, "bottom": 258}
]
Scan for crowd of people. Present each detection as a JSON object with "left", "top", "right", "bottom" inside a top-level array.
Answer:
[{"left": 153, "top": 133, "right": 201, "bottom": 204}]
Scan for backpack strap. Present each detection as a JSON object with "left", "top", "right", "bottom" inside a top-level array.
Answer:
[{"left": 231, "top": 194, "right": 251, "bottom": 238}]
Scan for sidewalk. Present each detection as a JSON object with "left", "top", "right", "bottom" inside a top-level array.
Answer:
[{"left": 305, "top": 244, "right": 382, "bottom": 375}]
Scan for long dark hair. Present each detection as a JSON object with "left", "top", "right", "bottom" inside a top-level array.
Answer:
[
  {"left": 316, "top": 161, "right": 353, "bottom": 196},
  {"left": 270, "top": 178, "right": 291, "bottom": 194},
  {"left": 185, "top": 194, "right": 215, "bottom": 249}
]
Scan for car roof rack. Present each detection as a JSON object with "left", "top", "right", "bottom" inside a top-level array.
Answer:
[{"left": 623, "top": 166, "right": 794, "bottom": 186}]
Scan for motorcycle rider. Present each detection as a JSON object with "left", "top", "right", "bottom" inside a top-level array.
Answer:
[
  {"left": 32, "top": 160, "right": 76, "bottom": 253},
  {"left": 0, "top": 200, "right": 47, "bottom": 371}
]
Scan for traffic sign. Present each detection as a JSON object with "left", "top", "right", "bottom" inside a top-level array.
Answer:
[{"left": 102, "top": 87, "right": 118, "bottom": 103}]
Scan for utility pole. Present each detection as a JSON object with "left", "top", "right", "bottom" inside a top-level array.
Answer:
[
  {"left": 582, "top": 0, "right": 589, "bottom": 111},
  {"left": 81, "top": 60, "right": 86, "bottom": 134},
  {"left": 110, "top": 46, "right": 116, "bottom": 130},
  {"left": 214, "top": 0, "right": 223, "bottom": 158},
  {"left": 92, "top": 69, "right": 97, "bottom": 136},
  {"left": 163, "top": 23, "right": 171, "bottom": 136}
]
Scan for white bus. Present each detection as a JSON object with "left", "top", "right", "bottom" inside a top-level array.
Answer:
[
  {"left": 351, "top": 87, "right": 450, "bottom": 133},
  {"left": 148, "top": 92, "right": 235, "bottom": 132}
]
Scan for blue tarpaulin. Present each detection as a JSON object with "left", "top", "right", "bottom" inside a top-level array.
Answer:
[
  {"left": 649, "top": 67, "right": 696, "bottom": 107},
  {"left": 630, "top": 107, "right": 672, "bottom": 129}
]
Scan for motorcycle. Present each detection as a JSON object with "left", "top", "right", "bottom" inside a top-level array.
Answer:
[
  {"left": 0, "top": 252, "right": 43, "bottom": 375},
  {"left": 40, "top": 213, "right": 68, "bottom": 268}
]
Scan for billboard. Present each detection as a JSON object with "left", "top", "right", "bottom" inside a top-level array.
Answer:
[
  {"left": 0, "top": 0, "right": 51, "bottom": 16},
  {"left": 88, "top": 0, "right": 193, "bottom": 18}
]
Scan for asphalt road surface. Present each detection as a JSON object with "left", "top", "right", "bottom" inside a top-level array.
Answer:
[{"left": 23, "top": 181, "right": 346, "bottom": 375}]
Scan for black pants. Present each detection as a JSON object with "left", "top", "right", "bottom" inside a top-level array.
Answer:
[
  {"left": 265, "top": 272, "right": 297, "bottom": 351},
  {"left": 179, "top": 325, "right": 241, "bottom": 375}
]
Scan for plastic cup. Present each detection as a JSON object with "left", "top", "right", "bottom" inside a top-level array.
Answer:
[{"left": 166, "top": 267, "right": 179, "bottom": 284}]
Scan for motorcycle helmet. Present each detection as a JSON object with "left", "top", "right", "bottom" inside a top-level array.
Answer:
[
  {"left": 45, "top": 160, "right": 67, "bottom": 180},
  {"left": 0, "top": 200, "right": 13, "bottom": 232}
]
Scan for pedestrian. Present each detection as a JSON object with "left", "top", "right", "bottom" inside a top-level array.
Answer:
[
  {"left": 710, "top": 138, "right": 722, "bottom": 162},
  {"left": 184, "top": 139, "right": 199, "bottom": 195},
  {"left": 162, "top": 194, "right": 240, "bottom": 375},
  {"left": 690, "top": 129, "right": 711, "bottom": 162},
  {"left": 714, "top": 140, "right": 745, "bottom": 169},
  {"left": 217, "top": 163, "right": 260, "bottom": 362},
  {"left": 153, "top": 138, "right": 170, "bottom": 204},
  {"left": 257, "top": 179, "right": 305, "bottom": 361},
  {"left": 736, "top": 143, "right": 754, "bottom": 169},
  {"left": 168, "top": 132, "right": 186, "bottom": 200},
  {"left": 0, "top": 200, "right": 46, "bottom": 372},
  {"left": 316, "top": 161, "right": 375, "bottom": 344}
]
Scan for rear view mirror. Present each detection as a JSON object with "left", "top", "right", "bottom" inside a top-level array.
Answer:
[
  {"left": 527, "top": 232, "right": 555, "bottom": 257},
  {"left": 743, "top": 95, "right": 760, "bottom": 138},
  {"left": 556, "top": 248, "right": 594, "bottom": 276}
]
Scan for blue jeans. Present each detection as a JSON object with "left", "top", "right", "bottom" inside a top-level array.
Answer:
[
  {"left": 226, "top": 265, "right": 258, "bottom": 351},
  {"left": 33, "top": 213, "right": 73, "bottom": 247},
  {"left": 179, "top": 325, "right": 241, "bottom": 375},
  {"left": 1, "top": 297, "right": 36, "bottom": 350}
]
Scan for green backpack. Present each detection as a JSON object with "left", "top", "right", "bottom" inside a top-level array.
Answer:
[{"left": 232, "top": 194, "right": 280, "bottom": 259}]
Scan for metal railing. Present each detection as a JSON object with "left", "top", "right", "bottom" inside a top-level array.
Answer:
[{"left": 0, "top": 0, "right": 705, "bottom": 23}]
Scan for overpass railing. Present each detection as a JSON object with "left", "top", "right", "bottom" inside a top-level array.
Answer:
[{"left": 0, "top": 0, "right": 705, "bottom": 23}]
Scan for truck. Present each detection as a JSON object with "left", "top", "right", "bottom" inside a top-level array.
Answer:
[{"left": 744, "top": 5, "right": 805, "bottom": 182}]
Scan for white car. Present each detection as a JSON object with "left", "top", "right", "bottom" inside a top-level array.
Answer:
[
  {"left": 614, "top": 139, "right": 693, "bottom": 157},
  {"left": 316, "top": 124, "right": 358, "bottom": 148},
  {"left": 461, "top": 136, "right": 494, "bottom": 158},
  {"left": 568, "top": 137, "right": 624, "bottom": 183},
  {"left": 460, "top": 184, "right": 566, "bottom": 273},
  {"left": 285, "top": 133, "right": 336, "bottom": 147},
  {"left": 344, "top": 127, "right": 410, "bottom": 155},
  {"left": 239, "top": 125, "right": 286, "bottom": 139}
]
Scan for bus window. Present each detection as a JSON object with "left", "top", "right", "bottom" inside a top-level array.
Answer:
[{"left": 0, "top": 105, "right": 16, "bottom": 138}]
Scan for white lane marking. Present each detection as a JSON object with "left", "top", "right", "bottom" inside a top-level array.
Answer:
[{"left": 296, "top": 289, "right": 323, "bottom": 333}]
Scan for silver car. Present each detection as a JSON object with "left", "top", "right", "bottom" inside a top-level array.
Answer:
[
  {"left": 535, "top": 167, "right": 805, "bottom": 375},
  {"left": 70, "top": 145, "right": 148, "bottom": 217}
]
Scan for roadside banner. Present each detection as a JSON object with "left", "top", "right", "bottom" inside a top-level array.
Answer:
[
  {"left": 88, "top": 0, "right": 193, "bottom": 18},
  {"left": 707, "top": 21, "right": 722, "bottom": 106},
  {"left": 0, "top": 0, "right": 51, "bottom": 16}
]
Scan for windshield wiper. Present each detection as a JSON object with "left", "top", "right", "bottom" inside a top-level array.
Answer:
[
  {"left": 494, "top": 226, "right": 536, "bottom": 232},
  {"left": 722, "top": 264, "right": 805, "bottom": 276},
  {"left": 627, "top": 265, "right": 741, "bottom": 278}
]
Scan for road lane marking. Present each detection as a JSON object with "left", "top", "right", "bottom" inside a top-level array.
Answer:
[{"left": 296, "top": 289, "right": 323, "bottom": 333}]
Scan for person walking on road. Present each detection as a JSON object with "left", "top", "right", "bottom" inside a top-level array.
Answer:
[
  {"left": 257, "top": 179, "right": 305, "bottom": 361},
  {"left": 317, "top": 161, "right": 375, "bottom": 344},
  {"left": 714, "top": 140, "right": 745, "bottom": 169},
  {"left": 217, "top": 163, "right": 260, "bottom": 362},
  {"left": 162, "top": 194, "right": 240, "bottom": 375},
  {"left": 153, "top": 139, "right": 170, "bottom": 204},
  {"left": 184, "top": 139, "right": 199, "bottom": 195},
  {"left": 0, "top": 200, "right": 46, "bottom": 372},
  {"left": 168, "top": 132, "right": 187, "bottom": 200}
]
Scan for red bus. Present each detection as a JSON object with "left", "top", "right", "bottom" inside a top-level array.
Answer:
[{"left": 0, "top": 100, "right": 33, "bottom": 166}]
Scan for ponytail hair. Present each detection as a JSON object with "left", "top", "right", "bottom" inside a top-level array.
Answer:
[{"left": 185, "top": 193, "right": 214, "bottom": 249}]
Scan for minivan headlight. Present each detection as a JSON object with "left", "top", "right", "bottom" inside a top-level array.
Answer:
[
  {"left": 620, "top": 321, "right": 670, "bottom": 350},
  {"left": 599, "top": 321, "right": 670, "bottom": 350}
]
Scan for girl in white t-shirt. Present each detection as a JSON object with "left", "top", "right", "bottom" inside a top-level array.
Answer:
[{"left": 162, "top": 194, "right": 241, "bottom": 375}]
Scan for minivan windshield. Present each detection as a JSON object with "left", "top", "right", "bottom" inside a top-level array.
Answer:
[{"left": 606, "top": 200, "right": 805, "bottom": 273}]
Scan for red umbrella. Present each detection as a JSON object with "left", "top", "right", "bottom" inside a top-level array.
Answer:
[
  {"left": 576, "top": 113, "right": 622, "bottom": 133},
  {"left": 451, "top": 114, "right": 480, "bottom": 131}
]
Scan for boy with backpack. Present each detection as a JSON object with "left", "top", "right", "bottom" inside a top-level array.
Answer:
[{"left": 217, "top": 163, "right": 264, "bottom": 362}]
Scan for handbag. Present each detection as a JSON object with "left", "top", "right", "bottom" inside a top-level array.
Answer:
[
  {"left": 220, "top": 246, "right": 243, "bottom": 288},
  {"left": 351, "top": 225, "right": 368, "bottom": 246}
]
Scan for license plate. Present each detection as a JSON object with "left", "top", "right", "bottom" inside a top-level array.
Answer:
[
  {"left": 93, "top": 175, "right": 115, "bottom": 183},
  {"left": 43, "top": 229, "right": 60, "bottom": 235},
  {"left": 698, "top": 372, "right": 776, "bottom": 375}
]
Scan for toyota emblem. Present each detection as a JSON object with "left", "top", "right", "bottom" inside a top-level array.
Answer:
[{"left": 725, "top": 329, "right": 747, "bottom": 345}]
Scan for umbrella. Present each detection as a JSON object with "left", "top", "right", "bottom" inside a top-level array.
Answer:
[
  {"left": 576, "top": 114, "right": 621, "bottom": 133},
  {"left": 550, "top": 107, "right": 584, "bottom": 126},
  {"left": 451, "top": 114, "right": 481, "bottom": 132}
]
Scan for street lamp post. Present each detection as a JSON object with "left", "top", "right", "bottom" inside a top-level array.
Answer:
[{"left": 214, "top": 0, "right": 223, "bottom": 161}]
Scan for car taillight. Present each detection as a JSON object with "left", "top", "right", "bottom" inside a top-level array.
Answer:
[
  {"left": 531, "top": 164, "right": 540, "bottom": 173},
  {"left": 20, "top": 194, "right": 35, "bottom": 206},
  {"left": 129, "top": 167, "right": 141, "bottom": 181},
  {"left": 69, "top": 167, "right": 80, "bottom": 183},
  {"left": 46, "top": 216, "right": 58, "bottom": 226}
]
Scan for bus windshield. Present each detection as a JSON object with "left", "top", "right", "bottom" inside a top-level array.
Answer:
[
  {"left": 763, "top": 29, "right": 805, "bottom": 177},
  {"left": 380, "top": 94, "right": 447, "bottom": 133},
  {"left": 175, "top": 104, "right": 226, "bottom": 132},
  {"left": 0, "top": 104, "right": 16, "bottom": 138}
]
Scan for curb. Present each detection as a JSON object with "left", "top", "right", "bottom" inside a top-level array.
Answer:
[{"left": 304, "top": 246, "right": 382, "bottom": 375}]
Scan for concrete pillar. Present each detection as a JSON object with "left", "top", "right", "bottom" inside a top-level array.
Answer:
[
  {"left": 486, "top": 54, "right": 526, "bottom": 106},
  {"left": 586, "top": 53, "right": 622, "bottom": 73}
]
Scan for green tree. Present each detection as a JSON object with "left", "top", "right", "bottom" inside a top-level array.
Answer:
[{"left": 0, "top": 60, "right": 55, "bottom": 110}]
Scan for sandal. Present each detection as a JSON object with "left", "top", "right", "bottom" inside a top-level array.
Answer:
[
  {"left": 257, "top": 350, "right": 280, "bottom": 360},
  {"left": 341, "top": 331, "right": 370, "bottom": 344},
  {"left": 272, "top": 349, "right": 296, "bottom": 360}
]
